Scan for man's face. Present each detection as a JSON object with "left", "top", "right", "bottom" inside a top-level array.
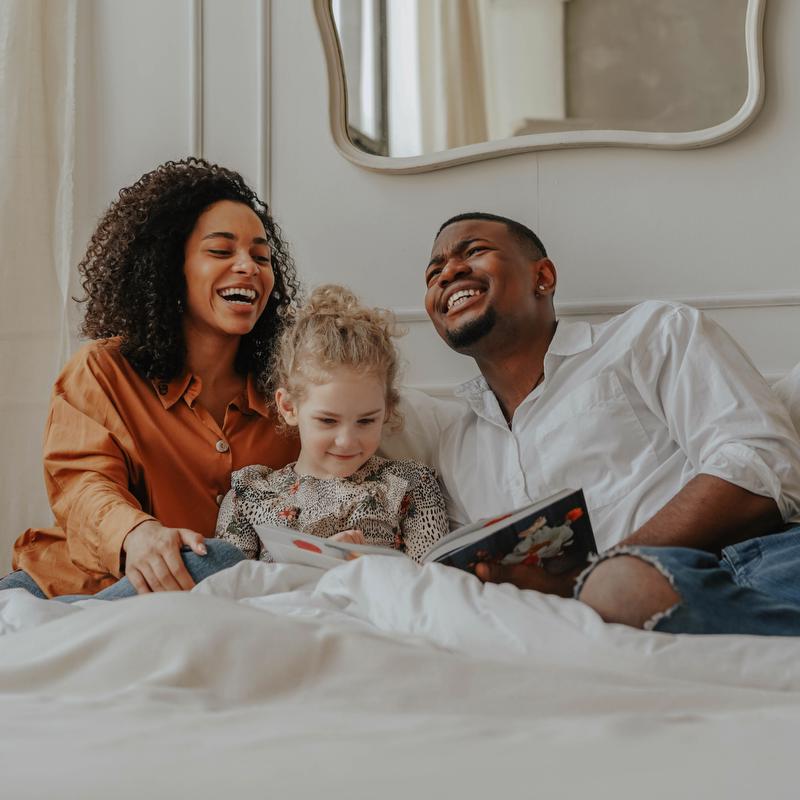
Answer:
[{"left": 424, "top": 220, "right": 543, "bottom": 352}]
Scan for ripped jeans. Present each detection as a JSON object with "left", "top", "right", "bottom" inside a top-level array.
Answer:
[{"left": 575, "top": 525, "right": 800, "bottom": 636}]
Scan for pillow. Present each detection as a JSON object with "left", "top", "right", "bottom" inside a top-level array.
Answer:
[{"left": 772, "top": 363, "right": 800, "bottom": 437}]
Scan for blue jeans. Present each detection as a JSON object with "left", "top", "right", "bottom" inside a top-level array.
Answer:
[
  {"left": 577, "top": 525, "right": 800, "bottom": 635},
  {"left": 0, "top": 539, "right": 245, "bottom": 601},
  {"left": 0, "top": 569, "right": 47, "bottom": 598}
]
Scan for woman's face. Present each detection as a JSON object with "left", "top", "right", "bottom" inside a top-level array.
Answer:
[{"left": 182, "top": 200, "right": 274, "bottom": 340}]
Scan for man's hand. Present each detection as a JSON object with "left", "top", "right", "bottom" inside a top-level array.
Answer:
[
  {"left": 122, "top": 520, "right": 207, "bottom": 594},
  {"left": 474, "top": 562, "right": 578, "bottom": 598}
]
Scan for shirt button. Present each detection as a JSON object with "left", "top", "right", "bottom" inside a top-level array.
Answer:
[
  {"left": 216, "top": 494, "right": 224, "bottom": 505},
  {"left": 215, "top": 439, "right": 230, "bottom": 453}
]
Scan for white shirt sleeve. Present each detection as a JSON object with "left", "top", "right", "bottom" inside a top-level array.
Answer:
[
  {"left": 630, "top": 304, "right": 800, "bottom": 521},
  {"left": 773, "top": 362, "right": 800, "bottom": 438}
]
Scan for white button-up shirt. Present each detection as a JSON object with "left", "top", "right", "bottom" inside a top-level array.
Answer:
[{"left": 383, "top": 302, "right": 800, "bottom": 551}]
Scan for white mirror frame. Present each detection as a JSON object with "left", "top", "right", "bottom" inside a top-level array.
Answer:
[{"left": 314, "top": 0, "right": 767, "bottom": 175}]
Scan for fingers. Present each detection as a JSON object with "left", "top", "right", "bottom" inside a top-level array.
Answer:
[
  {"left": 474, "top": 562, "right": 576, "bottom": 597},
  {"left": 163, "top": 544, "right": 196, "bottom": 591},
  {"left": 330, "top": 529, "right": 365, "bottom": 544},
  {"left": 475, "top": 562, "right": 502, "bottom": 583},
  {"left": 476, "top": 562, "right": 539, "bottom": 588},
  {"left": 126, "top": 567, "right": 151, "bottom": 595},
  {"left": 136, "top": 561, "right": 163, "bottom": 593},
  {"left": 123, "top": 524, "right": 201, "bottom": 594},
  {"left": 179, "top": 529, "right": 207, "bottom": 556},
  {"left": 137, "top": 558, "right": 180, "bottom": 593}
]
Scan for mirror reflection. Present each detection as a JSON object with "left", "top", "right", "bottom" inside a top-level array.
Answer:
[{"left": 331, "top": 0, "right": 750, "bottom": 158}]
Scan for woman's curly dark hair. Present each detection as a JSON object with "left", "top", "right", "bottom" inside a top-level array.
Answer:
[{"left": 77, "top": 157, "right": 302, "bottom": 390}]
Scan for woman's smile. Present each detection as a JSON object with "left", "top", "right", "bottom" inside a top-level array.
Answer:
[{"left": 183, "top": 200, "right": 275, "bottom": 337}]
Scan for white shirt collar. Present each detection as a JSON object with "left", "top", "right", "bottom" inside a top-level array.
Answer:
[
  {"left": 547, "top": 318, "right": 594, "bottom": 357},
  {"left": 454, "top": 318, "right": 594, "bottom": 403}
]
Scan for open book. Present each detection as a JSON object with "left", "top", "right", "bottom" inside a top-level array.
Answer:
[{"left": 255, "top": 488, "right": 596, "bottom": 576}]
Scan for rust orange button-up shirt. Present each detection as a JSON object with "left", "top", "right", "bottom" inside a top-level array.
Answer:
[{"left": 13, "top": 338, "right": 299, "bottom": 597}]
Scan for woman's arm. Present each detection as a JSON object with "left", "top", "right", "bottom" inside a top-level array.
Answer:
[
  {"left": 43, "top": 347, "right": 211, "bottom": 593},
  {"left": 46, "top": 389, "right": 210, "bottom": 592},
  {"left": 45, "top": 387, "right": 156, "bottom": 578}
]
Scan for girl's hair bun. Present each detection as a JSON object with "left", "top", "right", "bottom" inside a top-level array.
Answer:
[{"left": 273, "top": 284, "right": 404, "bottom": 427}]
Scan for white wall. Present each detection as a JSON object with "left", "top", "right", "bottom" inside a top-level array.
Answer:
[
  {"left": 69, "top": 0, "right": 800, "bottom": 391},
  {"left": 74, "top": 0, "right": 268, "bottom": 261},
  {"left": 5, "top": 0, "right": 799, "bottom": 571},
  {"left": 271, "top": 0, "right": 800, "bottom": 389},
  {"left": 1, "top": 0, "right": 270, "bottom": 572}
]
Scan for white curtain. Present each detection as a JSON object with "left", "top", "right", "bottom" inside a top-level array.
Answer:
[
  {"left": 386, "top": 0, "right": 569, "bottom": 154},
  {"left": 481, "top": 0, "right": 567, "bottom": 139},
  {"left": 415, "top": 0, "right": 488, "bottom": 153},
  {"left": 0, "top": 0, "right": 78, "bottom": 571},
  {"left": 386, "top": 0, "right": 488, "bottom": 156}
]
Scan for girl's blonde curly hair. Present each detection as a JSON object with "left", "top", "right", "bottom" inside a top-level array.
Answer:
[{"left": 272, "top": 284, "right": 404, "bottom": 428}]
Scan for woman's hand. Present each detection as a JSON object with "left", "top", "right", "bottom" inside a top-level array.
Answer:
[
  {"left": 122, "top": 520, "right": 207, "bottom": 593},
  {"left": 329, "top": 529, "right": 365, "bottom": 545}
]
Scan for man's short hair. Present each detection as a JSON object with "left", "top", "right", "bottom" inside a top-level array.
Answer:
[{"left": 436, "top": 212, "right": 548, "bottom": 260}]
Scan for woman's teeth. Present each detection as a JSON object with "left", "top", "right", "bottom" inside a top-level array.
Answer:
[{"left": 219, "top": 287, "right": 256, "bottom": 305}]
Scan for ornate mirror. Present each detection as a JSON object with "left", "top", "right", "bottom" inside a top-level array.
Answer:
[{"left": 314, "top": 0, "right": 767, "bottom": 173}]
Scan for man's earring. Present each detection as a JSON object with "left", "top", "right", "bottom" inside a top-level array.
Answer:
[{"left": 537, "top": 284, "right": 546, "bottom": 291}]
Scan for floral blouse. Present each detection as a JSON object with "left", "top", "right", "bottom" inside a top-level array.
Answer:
[{"left": 215, "top": 456, "right": 450, "bottom": 563}]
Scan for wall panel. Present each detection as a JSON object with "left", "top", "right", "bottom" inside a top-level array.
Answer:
[
  {"left": 5, "top": 0, "right": 799, "bottom": 573},
  {"left": 0, "top": 0, "right": 267, "bottom": 572},
  {"left": 271, "top": 0, "right": 800, "bottom": 393}
]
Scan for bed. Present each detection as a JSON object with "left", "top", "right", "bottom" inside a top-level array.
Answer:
[{"left": 2, "top": 555, "right": 799, "bottom": 799}]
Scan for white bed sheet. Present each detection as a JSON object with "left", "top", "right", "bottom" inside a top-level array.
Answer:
[{"left": 1, "top": 557, "right": 799, "bottom": 799}]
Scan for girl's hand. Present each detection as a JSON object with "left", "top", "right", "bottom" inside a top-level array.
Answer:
[
  {"left": 330, "top": 529, "right": 366, "bottom": 545},
  {"left": 122, "top": 520, "right": 207, "bottom": 593}
]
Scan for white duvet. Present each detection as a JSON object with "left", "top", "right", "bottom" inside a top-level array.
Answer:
[{"left": 2, "top": 557, "right": 799, "bottom": 799}]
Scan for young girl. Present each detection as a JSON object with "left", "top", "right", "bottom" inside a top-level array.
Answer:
[{"left": 216, "top": 285, "right": 450, "bottom": 563}]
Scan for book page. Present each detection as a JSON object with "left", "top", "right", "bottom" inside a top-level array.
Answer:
[
  {"left": 422, "top": 488, "right": 575, "bottom": 562},
  {"left": 255, "top": 524, "right": 407, "bottom": 569},
  {"left": 424, "top": 489, "right": 596, "bottom": 576}
]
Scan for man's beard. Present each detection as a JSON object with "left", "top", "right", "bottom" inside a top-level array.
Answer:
[{"left": 444, "top": 307, "right": 497, "bottom": 350}]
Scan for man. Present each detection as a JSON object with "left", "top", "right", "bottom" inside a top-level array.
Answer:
[{"left": 384, "top": 212, "right": 800, "bottom": 635}]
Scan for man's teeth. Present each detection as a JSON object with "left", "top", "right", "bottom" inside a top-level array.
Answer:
[
  {"left": 447, "top": 289, "right": 482, "bottom": 311},
  {"left": 219, "top": 287, "right": 256, "bottom": 304}
]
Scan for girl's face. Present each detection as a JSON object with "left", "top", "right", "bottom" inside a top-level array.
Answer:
[
  {"left": 276, "top": 368, "right": 387, "bottom": 479},
  {"left": 182, "top": 200, "right": 274, "bottom": 340}
]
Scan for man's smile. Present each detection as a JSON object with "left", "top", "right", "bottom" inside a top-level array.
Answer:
[{"left": 441, "top": 283, "right": 487, "bottom": 316}]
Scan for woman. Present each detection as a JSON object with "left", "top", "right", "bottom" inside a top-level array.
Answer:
[{"left": 0, "top": 158, "right": 301, "bottom": 599}]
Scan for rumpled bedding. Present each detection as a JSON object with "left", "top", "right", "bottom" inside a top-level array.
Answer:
[{"left": 2, "top": 557, "right": 798, "bottom": 799}]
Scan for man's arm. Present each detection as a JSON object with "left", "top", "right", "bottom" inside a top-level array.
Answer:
[
  {"left": 477, "top": 304, "right": 800, "bottom": 594},
  {"left": 476, "top": 474, "right": 784, "bottom": 595},
  {"left": 623, "top": 473, "right": 783, "bottom": 550}
]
